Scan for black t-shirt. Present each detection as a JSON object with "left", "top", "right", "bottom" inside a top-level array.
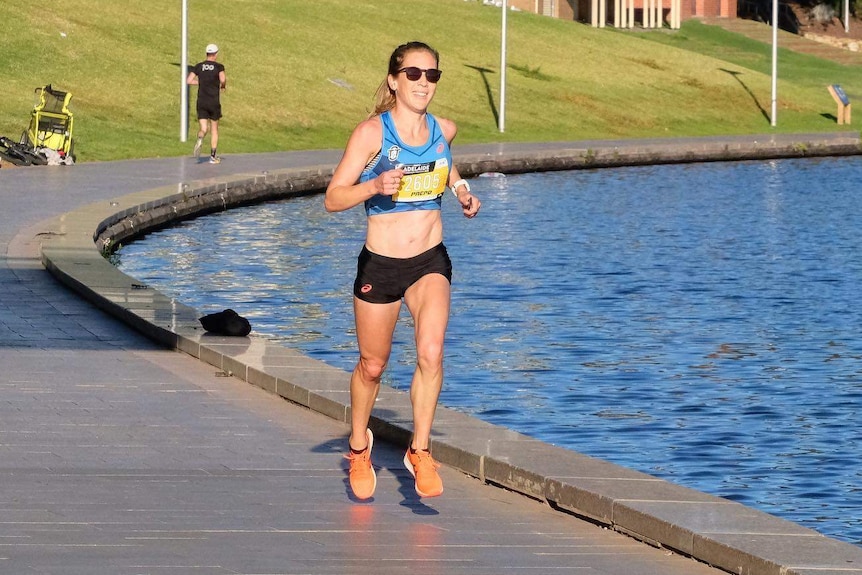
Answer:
[{"left": 192, "top": 60, "right": 225, "bottom": 101}]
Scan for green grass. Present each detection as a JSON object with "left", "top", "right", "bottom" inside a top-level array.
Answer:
[{"left": 1, "top": 0, "right": 860, "bottom": 162}]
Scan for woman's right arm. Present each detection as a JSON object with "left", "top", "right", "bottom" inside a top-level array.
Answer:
[{"left": 324, "top": 120, "right": 382, "bottom": 213}]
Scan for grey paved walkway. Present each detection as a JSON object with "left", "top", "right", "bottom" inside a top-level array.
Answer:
[{"left": 2, "top": 136, "right": 861, "bottom": 575}]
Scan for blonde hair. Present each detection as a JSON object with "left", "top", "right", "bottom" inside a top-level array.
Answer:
[{"left": 369, "top": 41, "right": 440, "bottom": 118}]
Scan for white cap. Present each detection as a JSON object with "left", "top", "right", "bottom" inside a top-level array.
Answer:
[{"left": 205, "top": 43, "right": 219, "bottom": 54}]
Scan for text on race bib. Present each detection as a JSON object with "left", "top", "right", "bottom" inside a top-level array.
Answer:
[{"left": 392, "top": 159, "right": 449, "bottom": 202}]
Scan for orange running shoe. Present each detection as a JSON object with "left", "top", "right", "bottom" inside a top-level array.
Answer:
[
  {"left": 403, "top": 447, "right": 443, "bottom": 498},
  {"left": 344, "top": 429, "right": 376, "bottom": 500}
]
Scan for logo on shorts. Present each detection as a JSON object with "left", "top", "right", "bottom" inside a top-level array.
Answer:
[
  {"left": 361, "top": 284, "right": 373, "bottom": 294},
  {"left": 387, "top": 145, "right": 401, "bottom": 162}
]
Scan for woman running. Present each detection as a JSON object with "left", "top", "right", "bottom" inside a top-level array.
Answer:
[{"left": 324, "top": 41, "right": 481, "bottom": 500}]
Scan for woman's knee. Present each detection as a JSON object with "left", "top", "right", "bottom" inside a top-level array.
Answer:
[
  {"left": 416, "top": 339, "right": 444, "bottom": 371},
  {"left": 357, "top": 356, "right": 387, "bottom": 381}
]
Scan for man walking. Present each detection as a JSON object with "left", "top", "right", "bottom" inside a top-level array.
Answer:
[{"left": 187, "top": 43, "right": 226, "bottom": 164}]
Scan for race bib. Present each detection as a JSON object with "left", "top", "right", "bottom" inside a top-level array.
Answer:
[{"left": 392, "top": 159, "right": 449, "bottom": 202}]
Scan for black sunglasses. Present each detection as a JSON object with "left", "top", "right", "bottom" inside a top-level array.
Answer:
[{"left": 397, "top": 67, "right": 442, "bottom": 83}]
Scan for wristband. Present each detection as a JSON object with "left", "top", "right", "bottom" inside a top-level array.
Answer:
[{"left": 450, "top": 179, "right": 471, "bottom": 195}]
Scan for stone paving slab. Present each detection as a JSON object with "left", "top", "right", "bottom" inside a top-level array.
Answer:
[
  {"left": 4, "top": 134, "right": 862, "bottom": 574},
  {"left": 4, "top": 339, "right": 728, "bottom": 575}
]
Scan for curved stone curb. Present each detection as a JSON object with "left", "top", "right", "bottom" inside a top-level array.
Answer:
[
  {"left": 453, "top": 131, "right": 862, "bottom": 176},
  {"left": 37, "top": 135, "right": 862, "bottom": 575}
]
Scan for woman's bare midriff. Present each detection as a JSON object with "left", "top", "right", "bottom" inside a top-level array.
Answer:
[{"left": 364, "top": 210, "right": 444, "bottom": 258}]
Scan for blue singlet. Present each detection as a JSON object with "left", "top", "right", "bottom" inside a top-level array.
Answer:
[{"left": 362, "top": 110, "right": 452, "bottom": 216}]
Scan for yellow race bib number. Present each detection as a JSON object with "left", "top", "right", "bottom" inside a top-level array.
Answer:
[{"left": 392, "top": 159, "right": 449, "bottom": 202}]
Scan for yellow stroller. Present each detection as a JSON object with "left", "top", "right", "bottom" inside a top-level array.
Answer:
[{"left": 22, "top": 84, "right": 75, "bottom": 160}]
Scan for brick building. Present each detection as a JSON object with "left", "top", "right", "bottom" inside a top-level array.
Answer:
[{"left": 506, "top": 0, "right": 737, "bottom": 26}]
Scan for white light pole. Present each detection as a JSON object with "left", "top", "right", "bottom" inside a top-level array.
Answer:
[
  {"left": 499, "top": 0, "right": 507, "bottom": 133},
  {"left": 180, "top": 0, "right": 189, "bottom": 142},
  {"left": 771, "top": 0, "right": 777, "bottom": 127}
]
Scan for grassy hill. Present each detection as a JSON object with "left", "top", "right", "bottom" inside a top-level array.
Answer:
[{"left": 1, "top": 0, "right": 860, "bottom": 163}]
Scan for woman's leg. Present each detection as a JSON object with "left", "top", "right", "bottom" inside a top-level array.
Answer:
[
  {"left": 403, "top": 273, "right": 451, "bottom": 451},
  {"left": 349, "top": 296, "right": 401, "bottom": 450}
]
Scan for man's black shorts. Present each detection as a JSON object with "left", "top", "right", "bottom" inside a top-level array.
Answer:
[
  {"left": 353, "top": 244, "right": 452, "bottom": 304},
  {"left": 196, "top": 99, "right": 222, "bottom": 121}
]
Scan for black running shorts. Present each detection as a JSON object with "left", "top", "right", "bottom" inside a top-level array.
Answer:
[
  {"left": 353, "top": 244, "right": 452, "bottom": 304},
  {"left": 196, "top": 99, "right": 222, "bottom": 121}
]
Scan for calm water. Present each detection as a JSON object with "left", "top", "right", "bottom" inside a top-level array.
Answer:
[{"left": 118, "top": 156, "right": 862, "bottom": 545}]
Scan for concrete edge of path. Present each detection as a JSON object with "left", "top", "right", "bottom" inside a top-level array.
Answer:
[{"left": 26, "top": 133, "right": 862, "bottom": 575}]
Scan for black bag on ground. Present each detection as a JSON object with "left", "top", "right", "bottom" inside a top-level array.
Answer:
[{"left": 199, "top": 309, "right": 251, "bottom": 336}]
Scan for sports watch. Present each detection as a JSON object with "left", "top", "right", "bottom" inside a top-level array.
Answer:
[{"left": 450, "top": 179, "right": 471, "bottom": 195}]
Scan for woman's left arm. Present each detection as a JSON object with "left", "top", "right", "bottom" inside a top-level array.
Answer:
[{"left": 440, "top": 117, "right": 481, "bottom": 218}]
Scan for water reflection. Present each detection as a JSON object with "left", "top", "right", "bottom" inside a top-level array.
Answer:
[{"left": 119, "top": 155, "right": 862, "bottom": 546}]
